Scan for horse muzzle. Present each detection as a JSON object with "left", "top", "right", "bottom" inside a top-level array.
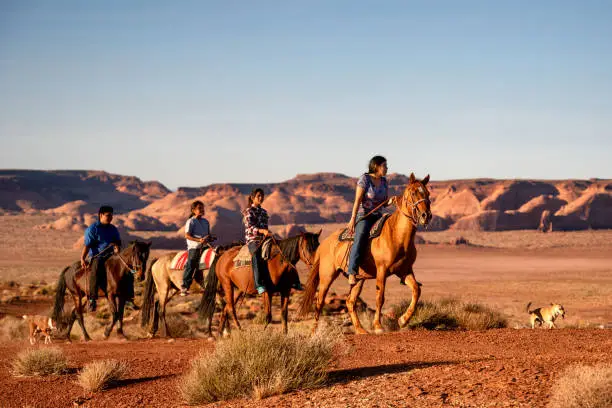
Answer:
[{"left": 419, "top": 211, "right": 432, "bottom": 226}]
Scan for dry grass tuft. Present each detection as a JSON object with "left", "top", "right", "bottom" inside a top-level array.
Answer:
[
  {"left": 548, "top": 364, "right": 612, "bottom": 408},
  {"left": 388, "top": 298, "right": 507, "bottom": 330},
  {"left": 179, "top": 326, "right": 338, "bottom": 404},
  {"left": 77, "top": 359, "right": 129, "bottom": 392},
  {"left": 11, "top": 347, "right": 68, "bottom": 377},
  {"left": 0, "top": 316, "right": 28, "bottom": 341}
]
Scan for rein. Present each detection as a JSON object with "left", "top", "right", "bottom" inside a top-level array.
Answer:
[{"left": 116, "top": 252, "right": 139, "bottom": 275}]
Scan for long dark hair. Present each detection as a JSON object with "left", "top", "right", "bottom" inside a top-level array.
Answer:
[
  {"left": 368, "top": 155, "right": 387, "bottom": 174},
  {"left": 189, "top": 200, "right": 204, "bottom": 218},
  {"left": 248, "top": 188, "right": 265, "bottom": 206}
]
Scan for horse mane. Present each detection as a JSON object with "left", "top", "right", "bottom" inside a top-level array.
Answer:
[{"left": 277, "top": 235, "right": 301, "bottom": 261}]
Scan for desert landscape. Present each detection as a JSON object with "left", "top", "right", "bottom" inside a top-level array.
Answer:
[{"left": 0, "top": 170, "right": 611, "bottom": 407}]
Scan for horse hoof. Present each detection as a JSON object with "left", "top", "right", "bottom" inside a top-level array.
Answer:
[
  {"left": 355, "top": 328, "right": 369, "bottom": 335},
  {"left": 398, "top": 316, "right": 408, "bottom": 328},
  {"left": 167, "top": 338, "right": 175, "bottom": 343},
  {"left": 374, "top": 327, "right": 384, "bottom": 335},
  {"left": 207, "top": 336, "right": 215, "bottom": 342}
]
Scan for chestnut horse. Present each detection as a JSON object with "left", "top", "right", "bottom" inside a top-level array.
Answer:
[
  {"left": 298, "top": 174, "right": 431, "bottom": 334},
  {"left": 51, "top": 241, "right": 151, "bottom": 341},
  {"left": 198, "top": 231, "right": 321, "bottom": 335}
]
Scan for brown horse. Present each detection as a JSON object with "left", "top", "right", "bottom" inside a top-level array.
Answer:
[
  {"left": 198, "top": 231, "right": 321, "bottom": 335},
  {"left": 140, "top": 246, "right": 218, "bottom": 338},
  {"left": 51, "top": 241, "right": 151, "bottom": 341},
  {"left": 298, "top": 173, "right": 431, "bottom": 334}
]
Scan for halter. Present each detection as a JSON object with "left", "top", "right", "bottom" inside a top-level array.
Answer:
[{"left": 116, "top": 250, "right": 142, "bottom": 276}]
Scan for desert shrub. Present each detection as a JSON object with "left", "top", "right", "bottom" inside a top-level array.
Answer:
[
  {"left": 180, "top": 326, "right": 338, "bottom": 404},
  {"left": 77, "top": 359, "right": 128, "bottom": 392},
  {"left": 388, "top": 298, "right": 507, "bottom": 331},
  {"left": 0, "top": 316, "right": 28, "bottom": 341},
  {"left": 548, "top": 364, "right": 612, "bottom": 408},
  {"left": 11, "top": 347, "right": 68, "bottom": 376}
]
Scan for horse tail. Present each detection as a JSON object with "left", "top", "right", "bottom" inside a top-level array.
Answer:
[
  {"left": 526, "top": 302, "right": 533, "bottom": 314},
  {"left": 197, "top": 257, "right": 219, "bottom": 322},
  {"left": 51, "top": 266, "right": 70, "bottom": 324},
  {"left": 140, "top": 257, "right": 158, "bottom": 328},
  {"left": 298, "top": 256, "right": 321, "bottom": 317}
]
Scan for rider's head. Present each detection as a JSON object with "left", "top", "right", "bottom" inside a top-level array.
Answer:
[
  {"left": 98, "top": 205, "right": 114, "bottom": 225},
  {"left": 368, "top": 155, "right": 388, "bottom": 177},
  {"left": 248, "top": 188, "right": 265, "bottom": 206},
  {"left": 190, "top": 200, "right": 205, "bottom": 218}
]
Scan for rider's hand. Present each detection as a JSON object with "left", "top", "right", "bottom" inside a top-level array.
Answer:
[
  {"left": 387, "top": 196, "right": 396, "bottom": 206},
  {"left": 80, "top": 258, "right": 87, "bottom": 269},
  {"left": 347, "top": 217, "right": 356, "bottom": 234},
  {"left": 113, "top": 245, "right": 119, "bottom": 254},
  {"left": 261, "top": 229, "right": 270, "bottom": 237}
]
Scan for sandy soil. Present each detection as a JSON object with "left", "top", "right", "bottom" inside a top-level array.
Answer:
[{"left": 1, "top": 215, "right": 611, "bottom": 407}]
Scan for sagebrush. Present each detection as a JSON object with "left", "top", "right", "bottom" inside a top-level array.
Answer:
[{"left": 180, "top": 327, "right": 338, "bottom": 404}]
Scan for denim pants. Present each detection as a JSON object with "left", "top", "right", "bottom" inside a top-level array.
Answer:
[
  {"left": 348, "top": 213, "right": 382, "bottom": 275},
  {"left": 182, "top": 248, "right": 202, "bottom": 290},
  {"left": 89, "top": 254, "right": 110, "bottom": 300},
  {"left": 247, "top": 241, "right": 266, "bottom": 288}
]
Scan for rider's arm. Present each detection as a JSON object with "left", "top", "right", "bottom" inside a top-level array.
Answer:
[{"left": 348, "top": 186, "right": 366, "bottom": 228}]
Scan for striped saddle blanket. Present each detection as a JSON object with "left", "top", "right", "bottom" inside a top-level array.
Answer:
[
  {"left": 169, "top": 248, "right": 216, "bottom": 271},
  {"left": 339, "top": 213, "right": 392, "bottom": 242}
]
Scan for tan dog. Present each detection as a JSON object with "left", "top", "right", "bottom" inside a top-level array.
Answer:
[
  {"left": 22, "top": 315, "right": 56, "bottom": 345},
  {"left": 526, "top": 302, "right": 565, "bottom": 329}
]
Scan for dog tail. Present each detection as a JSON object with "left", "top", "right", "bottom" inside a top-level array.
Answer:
[{"left": 526, "top": 301, "right": 533, "bottom": 314}]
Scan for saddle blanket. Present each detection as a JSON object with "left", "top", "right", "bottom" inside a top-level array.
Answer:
[
  {"left": 339, "top": 213, "right": 391, "bottom": 242},
  {"left": 232, "top": 238, "right": 275, "bottom": 268},
  {"left": 170, "top": 248, "right": 216, "bottom": 271}
]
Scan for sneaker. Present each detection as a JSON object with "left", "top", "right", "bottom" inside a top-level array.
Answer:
[
  {"left": 348, "top": 274, "right": 357, "bottom": 286},
  {"left": 256, "top": 286, "right": 266, "bottom": 295},
  {"left": 180, "top": 288, "right": 189, "bottom": 297},
  {"left": 88, "top": 299, "right": 97, "bottom": 312}
]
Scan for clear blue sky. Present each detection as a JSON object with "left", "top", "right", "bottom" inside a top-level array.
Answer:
[{"left": 1, "top": 1, "right": 611, "bottom": 190}]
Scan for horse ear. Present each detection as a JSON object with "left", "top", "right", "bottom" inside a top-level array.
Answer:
[
  {"left": 409, "top": 173, "right": 416, "bottom": 184},
  {"left": 146, "top": 241, "right": 152, "bottom": 247},
  {"left": 317, "top": 228, "right": 322, "bottom": 236},
  {"left": 422, "top": 174, "right": 430, "bottom": 186}
]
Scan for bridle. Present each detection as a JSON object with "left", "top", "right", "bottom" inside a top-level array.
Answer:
[
  {"left": 396, "top": 187, "right": 430, "bottom": 227},
  {"left": 116, "top": 247, "right": 145, "bottom": 276},
  {"left": 298, "top": 236, "right": 315, "bottom": 266}
]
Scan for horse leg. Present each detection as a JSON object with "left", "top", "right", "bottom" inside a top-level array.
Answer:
[
  {"left": 312, "top": 267, "right": 340, "bottom": 333},
  {"left": 151, "top": 300, "right": 160, "bottom": 337},
  {"left": 262, "top": 291, "right": 272, "bottom": 330},
  {"left": 372, "top": 275, "right": 387, "bottom": 334},
  {"left": 346, "top": 279, "right": 368, "bottom": 334},
  {"left": 104, "top": 294, "right": 118, "bottom": 339},
  {"left": 64, "top": 308, "right": 77, "bottom": 342},
  {"left": 227, "top": 286, "right": 243, "bottom": 332},
  {"left": 74, "top": 296, "right": 92, "bottom": 342},
  {"left": 280, "top": 290, "right": 290, "bottom": 334},
  {"left": 159, "top": 295, "right": 171, "bottom": 338},
  {"left": 398, "top": 273, "right": 421, "bottom": 328},
  {"left": 116, "top": 297, "right": 127, "bottom": 339}
]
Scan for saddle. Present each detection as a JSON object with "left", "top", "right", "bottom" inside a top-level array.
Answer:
[
  {"left": 169, "top": 248, "right": 216, "bottom": 271},
  {"left": 338, "top": 213, "right": 392, "bottom": 242},
  {"left": 233, "top": 238, "right": 276, "bottom": 268}
]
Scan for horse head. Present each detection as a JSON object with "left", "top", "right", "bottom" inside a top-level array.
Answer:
[
  {"left": 298, "top": 229, "right": 322, "bottom": 266},
  {"left": 398, "top": 173, "right": 431, "bottom": 226},
  {"left": 126, "top": 240, "right": 152, "bottom": 281}
]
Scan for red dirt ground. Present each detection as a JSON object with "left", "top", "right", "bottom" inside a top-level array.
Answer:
[{"left": 1, "top": 329, "right": 610, "bottom": 408}]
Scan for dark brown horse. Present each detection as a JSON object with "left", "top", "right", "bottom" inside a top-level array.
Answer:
[
  {"left": 51, "top": 241, "right": 151, "bottom": 341},
  {"left": 299, "top": 174, "right": 431, "bottom": 334},
  {"left": 198, "top": 231, "right": 321, "bottom": 335}
]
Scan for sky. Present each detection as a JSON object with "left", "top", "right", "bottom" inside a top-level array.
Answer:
[{"left": 1, "top": 1, "right": 611, "bottom": 190}]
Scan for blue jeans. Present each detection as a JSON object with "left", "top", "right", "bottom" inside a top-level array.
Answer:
[
  {"left": 182, "top": 248, "right": 202, "bottom": 290},
  {"left": 248, "top": 241, "right": 266, "bottom": 289},
  {"left": 348, "top": 214, "right": 382, "bottom": 275}
]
